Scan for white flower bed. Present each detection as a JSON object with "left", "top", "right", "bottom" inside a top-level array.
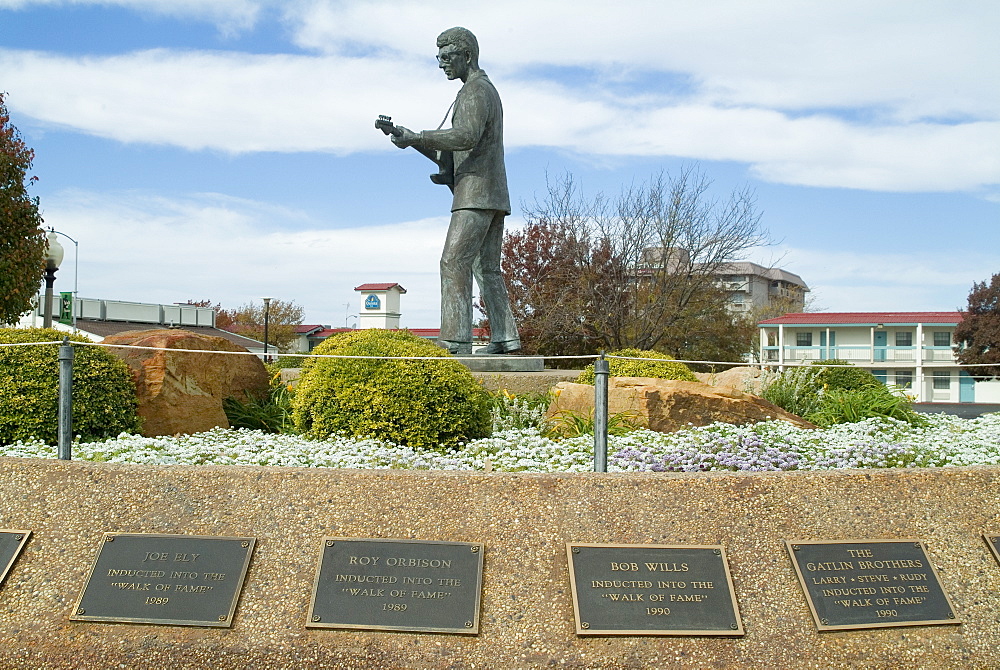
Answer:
[{"left": 3, "top": 412, "right": 999, "bottom": 473}]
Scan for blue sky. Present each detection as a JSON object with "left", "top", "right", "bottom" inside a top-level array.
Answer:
[{"left": 3, "top": 0, "right": 998, "bottom": 328}]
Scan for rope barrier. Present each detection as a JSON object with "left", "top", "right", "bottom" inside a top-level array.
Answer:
[{"left": 3, "top": 339, "right": 1000, "bottom": 368}]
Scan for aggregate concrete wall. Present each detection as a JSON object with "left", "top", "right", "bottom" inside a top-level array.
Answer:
[{"left": 0, "top": 458, "right": 999, "bottom": 668}]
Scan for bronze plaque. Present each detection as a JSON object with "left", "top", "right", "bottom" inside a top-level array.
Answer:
[
  {"left": 984, "top": 534, "right": 1000, "bottom": 566},
  {"left": 0, "top": 530, "right": 31, "bottom": 588},
  {"left": 786, "top": 539, "right": 960, "bottom": 631},
  {"left": 307, "top": 538, "right": 484, "bottom": 634},
  {"left": 566, "top": 543, "right": 744, "bottom": 636},
  {"left": 70, "top": 533, "right": 255, "bottom": 627}
]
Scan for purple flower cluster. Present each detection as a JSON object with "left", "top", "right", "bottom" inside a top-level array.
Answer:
[{"left": 611, "top": 432, "right": 802, "bottom": 473}]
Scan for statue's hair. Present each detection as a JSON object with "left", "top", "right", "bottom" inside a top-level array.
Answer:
[{"left": 437, "top": 27, "right": 479, "bottom": 68}]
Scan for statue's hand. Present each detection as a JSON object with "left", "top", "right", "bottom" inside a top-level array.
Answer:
[{"left": 390, "top": 126, "right": 419, "bottom": 148}]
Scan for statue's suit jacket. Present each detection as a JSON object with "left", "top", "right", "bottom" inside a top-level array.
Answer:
[{"left": 418, "top": 70, "right": 511, "bottom": 215}]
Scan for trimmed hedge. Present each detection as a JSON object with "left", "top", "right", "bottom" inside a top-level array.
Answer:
[
  {"left": 575, "top": 348, "right": 698, "bottom": 385},
  {"left": 291, "top": 329, "right": 491, "bottom": 450},
  {"left": 0, "top": 328, "right": 141, "bottom": 444}
]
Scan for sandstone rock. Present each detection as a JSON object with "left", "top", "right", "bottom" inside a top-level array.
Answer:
[
  {"left": 694, "top": 366, "right": 775, "bottom": 395},
  {"left": 547, "top": 377, "right": 815, "bottom": 433},
  {"left": 102, "top": 329, "right": 269, "bottom": 437}
]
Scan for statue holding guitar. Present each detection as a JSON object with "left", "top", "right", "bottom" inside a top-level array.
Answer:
[{"left": 375, "top": 27, "right": 520, "bottom": 356}]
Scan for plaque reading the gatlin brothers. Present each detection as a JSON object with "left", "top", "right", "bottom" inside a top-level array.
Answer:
[
  {"left": 70, "top": 533, "right": 255, "bottom": 627},
  {"left": 307, "top": 538, "right": 484, "bottom": 634},
  {"left": 566, "top": 543, "right": 744, "bottom": 636},
  {"left": 786, "top": 539, "right": 959, "bottom": 631},
  {"left": 0, "top": 530, "right": 31, "bottom": 588}
]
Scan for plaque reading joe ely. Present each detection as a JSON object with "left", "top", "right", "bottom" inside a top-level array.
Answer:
[
  {"left": 71, "top": 533, "right": 255, "bottom": 627},
  {"left": 308, "top": 538, "right": 484, "bottom": 634},
  {"left": 786, "top": 539, "right": 959, "bottom": 631},
  {"left": 566, "top": 543, "right": 744, "bottom": 636}
]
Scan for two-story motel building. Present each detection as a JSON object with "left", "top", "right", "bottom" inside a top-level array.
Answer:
[{"left": 758, "top": 312, "right": 1000, "bottom": 404}]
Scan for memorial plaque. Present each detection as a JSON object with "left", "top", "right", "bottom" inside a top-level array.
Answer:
[
  {"left": 786, "top": 539, "right": 960, "bottom": 631},
  {"left": 307, "top": 538, "right": 484, "bottom": 634},
  {"left": 984, "top": 533, "right": 1000, "bottom": 567},
  {"left": 566, "top": 543, "right": 744, "bottom": 636},
  {"left": 0, "top": 530, "right": 31, "bottom": 588},
  {"left": 71, "top": 533, "right": 255, "bottom": 627}
]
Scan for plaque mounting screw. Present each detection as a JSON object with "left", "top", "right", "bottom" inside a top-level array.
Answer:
[
  {"left": 77, "top": 608, "right": 85, "bottom": 615},
  {"left": 730, "top": 623, "right": 738, "bottom": 630},
  {"left": 572, "top": 547, "right": 580, "bottom": 554},
  {"left": 914, "top": 542, "right": 921, "bottom": 548},
  {"left": 326, "top": 541, "right": 335, "bottom": 547},
  {"left": 821, "top": 618, "right": 828, "bottom": 625},
  {"left": 713, "top": 549, "right": 721, "bottom": 555},
  {"left": 792, "top": 545, "right": 800, "bottom": 551},
  {"left": 581, "top": 622, "right": 590, "bottom": 629},
  {"left": 465, "top": 621, "right": 473, "bottom": 628},
  {"left": 218, "top": 615, "right": 227, "bottom": 621},
  {"left": 471, "top": 546, "right": 479, "bottom": 553},
  {"left": 105, "top": 536, "right": 114, "bottom": 542},
  {"left": 13, "top": 535, "right": 21, "bottom": 541},
  {"left": 242, "top": 541, "right": 249, "bottom": 548},
  {"left": 949, "top": 612, "right": 955, "bottom": 619},
  {"left": 313, "top": 615, "right": 321, "bottom": 622}
]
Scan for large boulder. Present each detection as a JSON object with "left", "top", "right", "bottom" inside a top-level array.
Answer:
[
  {"left": 101, "top": 329, "right": 269, "bottom": 437},
  {"left": 547, "top": 377, "right": 815, "bottom": 433},
  {"left": 693, "top": 366, "right": 773, "bottom": 395}
]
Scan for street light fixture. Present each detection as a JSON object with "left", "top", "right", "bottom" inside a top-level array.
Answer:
[
  {"left": 42, "top": 231, "right": 64, "bottom": 329},
  {"left": 46, "top": 228, "right": 79, "bottom": 330},
  {"left": 262, "top": 297, "right": 272, "bottom": 362}
]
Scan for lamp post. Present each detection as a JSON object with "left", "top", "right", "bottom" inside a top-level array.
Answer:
[
  {"left": 42, "top": 231, "right": 65, "bottom": 329},
  {"left": 262, "top": 297, "right": 272, "bottom": 362},
  {"left": 46, "top": 228, "right": 79, "bottom": 330}
]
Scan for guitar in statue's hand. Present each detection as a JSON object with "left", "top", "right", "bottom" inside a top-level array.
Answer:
[{"left": 375, "top": 115, "right": 418, "bottom": 148}]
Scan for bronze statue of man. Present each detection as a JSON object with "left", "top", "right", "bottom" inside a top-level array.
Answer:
[{"left": 378, "top": 27, "right": 520, "bottom": 355}]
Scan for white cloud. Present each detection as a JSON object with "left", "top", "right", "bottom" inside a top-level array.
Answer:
[{"left": 44, "top": 189, "right": 449, "bottom": 327}]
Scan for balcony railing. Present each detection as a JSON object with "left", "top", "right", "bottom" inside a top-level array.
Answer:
[{"left": 761, "top": 345, "right": 958, "bottom": 364}]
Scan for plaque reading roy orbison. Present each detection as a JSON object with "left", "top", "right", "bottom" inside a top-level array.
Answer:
[
  {"left": 307, "top": 538, "right": 484, "bottom": 634},
  {"left": 71, "top": 533, "right": 255, "bottom": 627},
  {"left": 786, "top": 539, "right": 959, "bottom": 631},
  {"left": 566, "top": 543, "right": 744, "bottom": 636},
  {"left": 0, "top": 530, "right": 31, "bottom": 588}
]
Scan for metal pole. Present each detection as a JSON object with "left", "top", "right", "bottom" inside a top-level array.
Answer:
[
  {"left": 594, "top": 354, "right": 609, "bottom": 472},
  {"left": 262, "top": 297, "right": 272, "bottom": 363},
  {"left": 42, "top": 266, "right": 56, "bottom": 328},
  {"left": 57, "top": 338, "right": 74, "bottom": 460}
]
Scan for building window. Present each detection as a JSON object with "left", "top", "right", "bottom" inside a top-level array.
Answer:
[
  {"left": 895, "top": 371, "right": 913, "bottom": 389},
  {"left": 895, "top": 331, "right": 913, "bottom": 347},
  {"left": 796, "top": 332, "right": 813, "bottom": 347},
  {"left": 933, "top": 371, "right": 951, "bottom": 390},
  {"left": 933, "top": 332, "right": 951, "bottom": 347}
]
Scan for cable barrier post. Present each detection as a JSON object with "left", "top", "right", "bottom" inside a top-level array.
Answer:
[
  {"left": 593, "top": 353, "right": 609, "bottom": 472},
  {"left": 57, "top": 338, "right": 73, "bottom": 460}
]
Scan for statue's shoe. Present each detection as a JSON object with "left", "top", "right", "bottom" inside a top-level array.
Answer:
[
  {"left": 438, "top": 339, "right": 472, "bottom": 355},
  {"left": 480, "top": 339, "right": 522, "bottom": 354}
]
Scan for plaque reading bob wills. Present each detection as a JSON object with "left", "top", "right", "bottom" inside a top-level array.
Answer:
[
  {"left": 0, "top": 530, "right": 31, "bottom": 588},
  {"left": 71, "top": 533, "right": 255, "bottom": 627},
  {"left": 566, "top": 543, "right": 744, "bottom": 636},
  {"left": 785, "top": 539, "right": 959, "bottom": 631},
  {"left": 307, "top": 538, "right": 484, "bottom": 634}
]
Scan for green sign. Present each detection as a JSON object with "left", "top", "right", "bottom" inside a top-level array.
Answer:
[{"left": 59, "top": 292, "right": 73, "bottom": 325}]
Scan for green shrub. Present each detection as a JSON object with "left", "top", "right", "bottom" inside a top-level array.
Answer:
[
  {"left": 812, "top": 359, "right": 881, "bottom": 391},
  {"left": 291, "top": 329, "right": 491, "bottom": 450},
  {"left": 0, "top": 328, "right": 141, "bottom": 444},
  {"left": 224, "top": 370, "right": 295, "bottom": 434},
  {"left": 575, "top": 348, "right": 698, "bottom": 385},
  {"left": 762, "top": 360, "right": 922, "bottom": 426}
]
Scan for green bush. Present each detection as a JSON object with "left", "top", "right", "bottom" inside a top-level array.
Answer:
[
  {"left": 762, "top": 360, "right": 922, "bottom": 426},
  {"left": 575, "top": 348, "right": 698, "bottom": 385},
  {"left": 291, "top": 329, "right": 491, "bottom": 450},
  {"left": 812, "top": 359, "right": 882, "bottom": 391},
  {"left": 0, "top": 328, "right": 141, "bottom": 444}
]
